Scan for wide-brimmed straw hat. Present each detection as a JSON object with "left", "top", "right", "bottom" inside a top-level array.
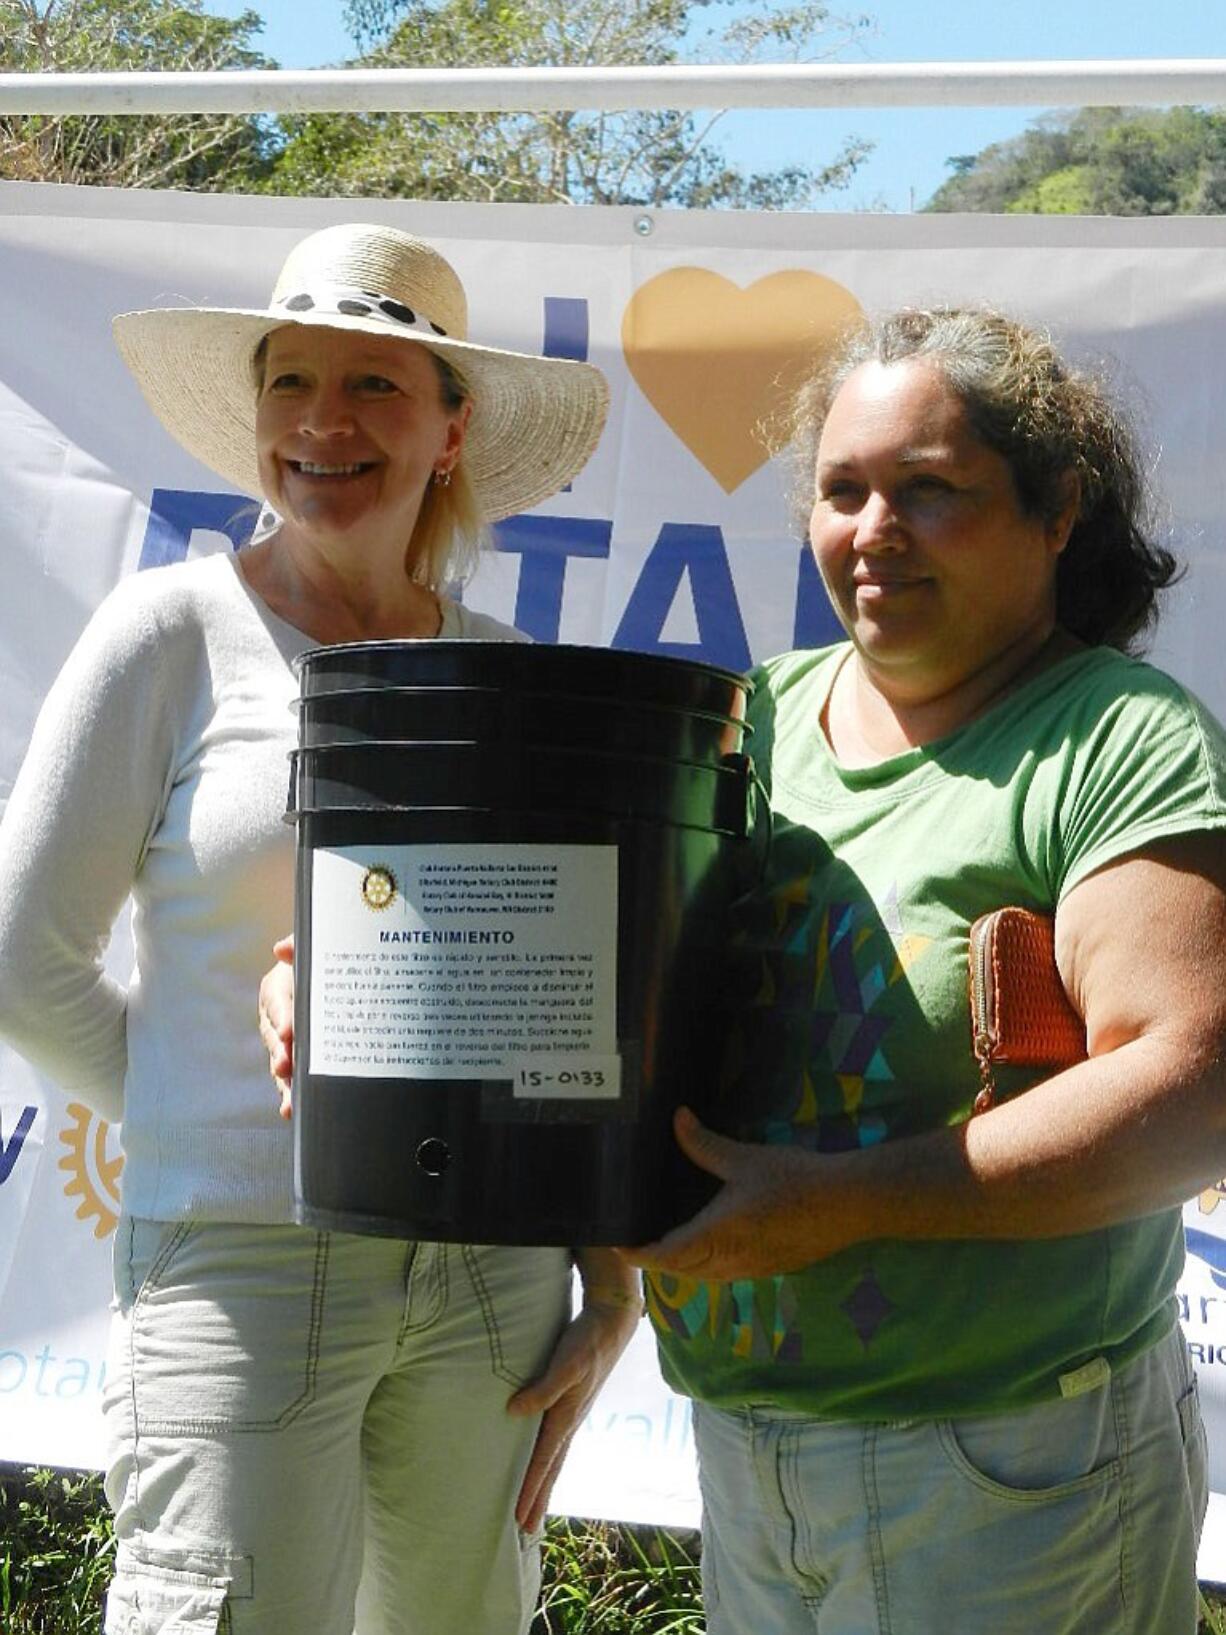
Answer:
[{"left": 112, "top": 222, "right": 609, "bottom": 522}]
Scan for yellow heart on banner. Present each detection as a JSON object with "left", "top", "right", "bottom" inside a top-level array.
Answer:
[{"left": 622, "top": 268, "right": 864, "bottom": 493}]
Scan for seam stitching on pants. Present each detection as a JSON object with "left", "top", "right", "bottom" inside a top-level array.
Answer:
[
  {"left": 299, "top": 1231, "right": 328, "bottom": 1419},
  {"left": 125, "top": 1216, "right": 145, "bottom": 1527},
  {"left": 127, "top": 1220, "right": 192, "bottom": 1523},
  {"left": 780, "top": 1425, "right": 827, "bottom": 1607},
  {"left": 863, "top": 1424, "right": 890, "bottom": 1635},
  {"left": 693, "top": 1405, "right": 722, "bottom": 1615},
  {"left": 1111, "top": 1359, "right": 1134, "bottom": 1621},
  {"left": 460, "top": 1243, "right": 525, "bottom": 1386},
  {"left": 398, "top": 1242, "right": 446, "bottom": 1341},
  {"left": 394, "top": 1241, "right": 419, "bottom": 1344}
]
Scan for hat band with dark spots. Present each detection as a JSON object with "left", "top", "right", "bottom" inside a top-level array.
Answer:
[{"left": 274, "top": 283, "right": 450, "bottom": 338}]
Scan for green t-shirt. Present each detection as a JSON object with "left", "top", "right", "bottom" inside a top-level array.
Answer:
[{"left": 649, "top": 643, "right": 1226, "bottom": 1419}]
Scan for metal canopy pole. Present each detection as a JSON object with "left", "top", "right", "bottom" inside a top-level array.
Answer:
[{"left": 0, "top": 60, "right": 1225, "bottom": 115}]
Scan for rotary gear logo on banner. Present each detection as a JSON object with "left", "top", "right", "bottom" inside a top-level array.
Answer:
[{"left": 58, "top": 1103, "right": 123, "bottom": 1239}]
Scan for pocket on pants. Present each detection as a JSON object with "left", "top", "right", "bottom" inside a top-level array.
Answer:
[
  {"left": 104, "top": 1544, "right": 235, "bottom": 1634},
  {"left": 457, "top": 1243, "right": 570, "bottom": 1388},
  {"left": 935, "top": 1378, "right": 1121, "bottom": 1501},
  {"left": 129, "top": 1221, "right": 329, "bottom": 1433}
]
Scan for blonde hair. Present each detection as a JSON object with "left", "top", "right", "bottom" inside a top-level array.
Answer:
[{"left": 405, "top": 349, "right": 485, "bottom": 588}]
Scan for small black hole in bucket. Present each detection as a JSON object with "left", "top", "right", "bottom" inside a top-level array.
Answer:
[{"left": 415, "top": 1138, "right": 451, "bottom": 1177}]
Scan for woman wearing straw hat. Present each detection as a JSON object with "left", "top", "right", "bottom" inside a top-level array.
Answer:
[{"left": 0, "top": 222, "right": 639, "bottom": 1634}]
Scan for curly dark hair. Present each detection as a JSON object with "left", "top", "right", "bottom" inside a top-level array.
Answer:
[{"left": 786, "top": 307, "right": 1179, "bottom": 652}]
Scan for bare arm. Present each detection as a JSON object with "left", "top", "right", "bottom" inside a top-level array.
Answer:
[
  {"left": 508, "top": 1247, "right": 642, "bottom": 1531},
  {"left": 0, "top": 585, "right": 179, "bottom": 1122},
  {"left": 623, "top": 834, "right": 1226, "bottom": 1280}
]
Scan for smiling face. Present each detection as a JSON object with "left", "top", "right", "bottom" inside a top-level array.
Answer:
[
  {"left": 254, "top": 325, "right": 468, "bottom": 569},
  {"left": 809, "top": 358, "right": 1075, "bottom": 704}
]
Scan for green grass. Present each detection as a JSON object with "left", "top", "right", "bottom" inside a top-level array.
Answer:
[
  {"left": 1, "top": 1466, "right": 115, "bottom": 1635},
  {"left": 2, "top": 1462, "right": 1223, "bottom": 1633},
  {"left": 535, "top": 1519, "right": 703, "bottom": 1633},
  {"left": 0, "top": 1463, "right": 701, "bottom": 1634}
]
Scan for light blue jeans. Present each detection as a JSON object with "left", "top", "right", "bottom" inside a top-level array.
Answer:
[
  {"left": 101, "top": 1218, "right": 571, "bottom": 1635},
  {"left": 694, "top": 1323, "right": 1208, "bottom": 1635}
]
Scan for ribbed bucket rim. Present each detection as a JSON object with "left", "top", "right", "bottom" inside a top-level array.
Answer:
[
  {"left": 285, "top": 799, "right": 753, "bottom": 839},
  {"left": 294, "top": 688, "right": 752, "bottom": 737},
  {"left": 292, "top": 639, "right": 753, "bottom": 696},
  {"left": 288, "top": 741, "right": 754, "bottom": 774}
]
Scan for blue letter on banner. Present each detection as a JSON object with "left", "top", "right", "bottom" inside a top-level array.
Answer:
[
  {"left": 541, "top": 297, "right": 590, "bottom": 493},
  {"left": 0, "top": 1105, "right": 36, "bottom": 1186},
  {"left": 542, "top": 297, "right": 589, "bottom": 363},
  {"left": 138, "top": 489, "right": 259, "bottom": 571},
  {"left": 493, "top": 516, "right": 613, "bottom": 643},
  {"left": 612, "top": 524, "right": 751, "bottom": 672},
  {"left": 792, "top": 545, "right": 843, "bottom": 649}
]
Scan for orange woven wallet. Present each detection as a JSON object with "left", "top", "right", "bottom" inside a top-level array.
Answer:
[{"left": 967, "top": 907, "right": 1087, "bottom": 1114}]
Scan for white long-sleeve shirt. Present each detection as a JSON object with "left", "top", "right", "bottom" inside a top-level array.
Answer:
[{"left": 0, "top": 550, "right": 523, "bottom": 1222}]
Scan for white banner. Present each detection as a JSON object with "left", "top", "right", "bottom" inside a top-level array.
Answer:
[{"left": 2, "top": 181, "right": 1226, "bottom": 1562}]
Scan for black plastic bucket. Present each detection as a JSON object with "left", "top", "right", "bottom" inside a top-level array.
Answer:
[{"left": 287, "top": 640, "right": 759, "bottom": 1247}]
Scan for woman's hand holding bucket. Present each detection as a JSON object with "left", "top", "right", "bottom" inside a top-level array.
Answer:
[
  {"left": 258, "top": 935, "right": 296, "bottom": 1119},
  {"left": 620, "top": 1106, "right": 861, "bottom": 1281}
]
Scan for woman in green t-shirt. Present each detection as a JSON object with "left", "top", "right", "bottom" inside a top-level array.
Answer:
[{"left": 626, "top": 307, "right": 1226, "bottom": 1635}]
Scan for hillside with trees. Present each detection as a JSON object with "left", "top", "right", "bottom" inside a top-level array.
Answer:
[
  {"left": 1, "top": 0, "right": 874, "bottom": 207},
  {"left": 926, "top": 105, "right": 1226, "bottom": 215},
  {"left": 0, "top": 0, "right": 277, "bottom": 188},
  {"left": 266, "top": 0, "right": 873, "bottom": 208}
]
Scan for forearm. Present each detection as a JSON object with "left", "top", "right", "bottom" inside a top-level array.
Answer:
[
  {"left": 834, "top": 1033, "right": 1226, "bottom": 1247},
  {"left": 628, "top": 1036, "right": 1226, "bottom": 1281},
  {"left": 0, "top": 946, "right": 128, "bottom": 1122},
  {"left": 0, "top": 759, "right": 134, "bottom": 1114},
  {"left": 628, "top": 843, "right": 1226, "bottom": 1282},
  {"left": 573, "top": 1246, "right": 644, "bottom": 1313}
]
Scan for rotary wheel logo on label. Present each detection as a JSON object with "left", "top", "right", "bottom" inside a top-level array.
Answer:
[{"left": 361, "top": 864, "right": 398, "bottom": 911}]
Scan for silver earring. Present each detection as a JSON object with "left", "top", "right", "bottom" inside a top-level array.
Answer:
[{"left": 434, "top": 468, "right": 452, "bottom": 488}]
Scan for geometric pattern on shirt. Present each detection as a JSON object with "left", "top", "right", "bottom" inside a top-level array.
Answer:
[
  {"left": 757, "top": 888, "right": 931, "bottom": 1142},
  {"left": 702, "top": 879, "right": 933, "bottom": 1361},
  {"left": 645, "top": 1270, "right": 801, "bottom": 1364},
  {"left": 646, "top": 874, "right": 938, "bottom": 1360},
  {"left": 841, "top": 1265, "right": 895, "bottom": 1348}
]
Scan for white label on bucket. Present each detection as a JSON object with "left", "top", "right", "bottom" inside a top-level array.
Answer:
[
  {"left": 308, "top": 843, "right": 619, "bottom": 1083},
  {"left": 511, "top": 1054, "right": 623, "bottom": 1100}
]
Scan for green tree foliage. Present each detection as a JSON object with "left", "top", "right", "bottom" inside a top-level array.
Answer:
[
  {"left": 926, "top": 106, "right": 1226, "bottom": 216},
  {"left": 0, "top": 0, "right": 276, "bottom": 188},
  {"left": 266, "top": 0, "right": 873, "bottom": 207}
]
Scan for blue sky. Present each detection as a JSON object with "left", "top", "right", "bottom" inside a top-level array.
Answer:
[{"left": 216, "top": 0, "right": 1226, "bottom": 211}]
